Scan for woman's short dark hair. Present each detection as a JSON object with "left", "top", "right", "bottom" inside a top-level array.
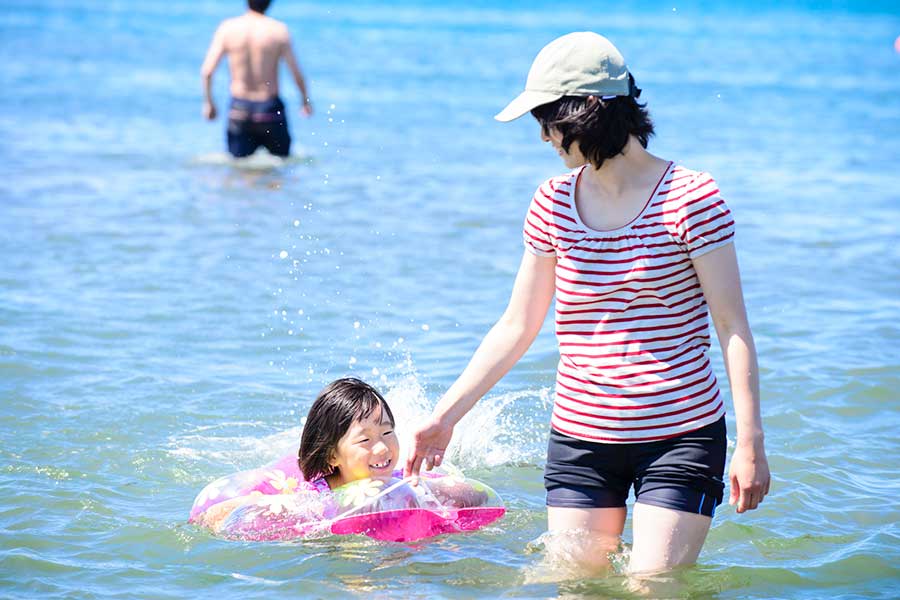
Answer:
[
  {"left": 530, "top": 74, "right": 654, "bottom": 169},
  {"left": 297, "top": 378, "right": 395, "bottom": 481},
  {"left": 248, "top": 0, "right": 272, "bottom": 14}
]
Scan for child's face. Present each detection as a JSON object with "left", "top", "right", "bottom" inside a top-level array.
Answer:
[{"left": 328, "top": 406, "right": 399, "bottom": 487}]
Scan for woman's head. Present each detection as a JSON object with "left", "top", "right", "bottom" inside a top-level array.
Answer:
[
  {"left": 531, "top": 80, "right": 655, "bottom": 169},
  {"left": 494, "top": 31, "right": 654, "bottom": 168},
  {"left": 298, "top": 378, "right": 398, "bottom": 487}
]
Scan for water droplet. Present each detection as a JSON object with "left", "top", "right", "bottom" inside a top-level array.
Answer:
[{"left": 279, "top": 250, "right": 288, "bottom": 259}]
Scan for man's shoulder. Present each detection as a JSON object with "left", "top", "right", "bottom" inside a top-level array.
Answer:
[
  {"left": 216, "top": 16, "right": 240, "bottom": 33},
  {"left": 264, "top": 16, "right": 290, "bottom": 37},
  {"left": 221, "top": 14, "right": 289, "bottom": 43}
]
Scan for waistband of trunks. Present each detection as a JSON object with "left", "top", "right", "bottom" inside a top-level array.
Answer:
[{"left": 228, "top": 96, "right": 287, "bottom": 123}]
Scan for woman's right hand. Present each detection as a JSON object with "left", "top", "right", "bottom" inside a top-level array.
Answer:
[{"left": 404, "top": 417, "right": 454, "bottom": 483}]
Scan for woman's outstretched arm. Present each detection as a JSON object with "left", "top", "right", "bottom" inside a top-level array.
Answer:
[{"left": 404, "top": 249, "right": 557, "bottom": 479}]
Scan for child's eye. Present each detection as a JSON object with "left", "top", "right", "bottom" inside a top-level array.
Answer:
[
  {"left": 356, "top": 438, "right": 369, "bottom": 444},
  {"left": 383, "top": 430, "right": 394, "bottom": 436}
]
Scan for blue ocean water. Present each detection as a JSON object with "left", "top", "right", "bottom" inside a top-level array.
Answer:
[{"left": 2, "top": 1, "right": 899, "bottom": 598}]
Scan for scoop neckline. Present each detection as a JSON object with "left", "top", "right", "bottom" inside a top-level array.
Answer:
[{"left": 569, "top": 161, "right": 673, "bottom": 235}]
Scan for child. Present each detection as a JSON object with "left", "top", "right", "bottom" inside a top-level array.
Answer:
[
  {"left": 190, "top": 377, "right": 491, "bottom": 539},
  {"left": 298, "top": 377, "right": 400, "bottom": 490}
]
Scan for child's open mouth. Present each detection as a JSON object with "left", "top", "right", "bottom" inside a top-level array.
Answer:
[{"left": 370, "top": 459, "right": 392, "bottom": 470}]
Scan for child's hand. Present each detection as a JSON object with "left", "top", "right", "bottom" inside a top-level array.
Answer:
[{"left": 428, "top": 478, "right": 489, "bottom": 508}]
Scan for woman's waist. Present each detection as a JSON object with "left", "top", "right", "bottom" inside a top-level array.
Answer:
[{"left": 555, "top": 347, "right": 714, "bottom": 394}]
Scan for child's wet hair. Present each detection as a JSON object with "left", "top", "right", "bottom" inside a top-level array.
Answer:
[
  {"left": 530, "top": 74, "right": 655, "bottom": 169},
  {"left": 297, "top": 377, "right": 395, "bottom": 481}
]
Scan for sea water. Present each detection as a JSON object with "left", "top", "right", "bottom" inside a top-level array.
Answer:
[{"left": 2, "top": 1, "right": 899, "bottom": 598}]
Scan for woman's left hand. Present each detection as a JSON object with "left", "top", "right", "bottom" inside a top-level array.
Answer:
[{"left": 728, "top": 441, "right": 771, "bottom": 513}]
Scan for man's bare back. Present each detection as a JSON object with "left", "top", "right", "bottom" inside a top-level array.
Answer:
[
  {"left": 201, "top": 2, "right": 311, "bottom": 122},
  {"left": 218, "top": 14, "right": 287, "bottom": 100}
]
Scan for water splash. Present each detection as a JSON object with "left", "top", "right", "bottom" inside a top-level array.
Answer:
[
  {"left": 169, "top": 422, "right": 300, "bottom": 472},
  {"left": 189, "top": 150, "right": 313, "bottom": 171},
  {"left": 523, "top": 528, "right": 630, "bottom": 585},
  {"left": 171, "top": 368, "right": 550, "bottom": 480},
  {"left": 380, "top": 373, "right": 551, "bottom": 471}
]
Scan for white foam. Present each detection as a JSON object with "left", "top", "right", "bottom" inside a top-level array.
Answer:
[
  {"left": 188, "top": 149, "right": 312, "bottom": 171},
  {"left": 170, "top": 422, "right": 300, "bottom": 469}
]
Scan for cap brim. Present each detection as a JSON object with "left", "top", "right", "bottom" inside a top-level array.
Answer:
[{"left": 494, "top": 90, "right": 564, "bottom": 122}]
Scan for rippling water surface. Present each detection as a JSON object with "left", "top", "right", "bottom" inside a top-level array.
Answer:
[{"left": 2, "top": 1, "right": 899, "bottom": 598}]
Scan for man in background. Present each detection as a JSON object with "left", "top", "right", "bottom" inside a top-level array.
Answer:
[{"left": 201, "top": 0, "right": 312, "bottom": 158}]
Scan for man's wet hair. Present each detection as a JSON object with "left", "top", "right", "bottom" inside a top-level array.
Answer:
[
  {"left": 248, "top": 0, "right": 272, "bottom": 14},
  {"left": 530, "top": 74, "right": 655, "bottom": 169},
  {"left": 297, "top": 378, "right": 395, "bottom": 481}
]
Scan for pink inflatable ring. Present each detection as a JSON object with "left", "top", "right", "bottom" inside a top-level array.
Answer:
[{"left": 189, "top": 454, "right": 505, "bottom": 542}]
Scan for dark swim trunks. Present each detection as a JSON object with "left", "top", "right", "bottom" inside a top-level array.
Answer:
[
  {"left": 227, "top": 96, "right": 291, "bottom": 158},
  {"left": 545, "top": 417, "right": 727, "bottom": 517}
]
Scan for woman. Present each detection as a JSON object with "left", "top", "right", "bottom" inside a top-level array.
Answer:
[{"left": 405, "top": 32, "right": 770, "bottom": 574}]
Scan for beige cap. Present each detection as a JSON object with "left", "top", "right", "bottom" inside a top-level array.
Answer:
[{"left": 495, "top": 32, "right": 631, "bottom": 122}]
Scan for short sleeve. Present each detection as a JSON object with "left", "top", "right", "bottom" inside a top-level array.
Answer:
[
  {"left": 522, "top": 185, "right": 557, "bottom": 257},
  {"left": 674, "top": 172, "right": 735, "bottom": 259}
]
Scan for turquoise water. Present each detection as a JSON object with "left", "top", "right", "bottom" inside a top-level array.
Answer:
[{"left": 3, "top": 1, "right": 900, "bottom": 597}]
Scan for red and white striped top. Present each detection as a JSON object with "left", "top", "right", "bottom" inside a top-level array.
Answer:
[{"left": 523, "top": 162, "right": 734, "bottom": 443}]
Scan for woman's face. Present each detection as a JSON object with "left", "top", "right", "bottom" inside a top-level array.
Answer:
[
  {"left": 541, "top": 126, "right": 587, "bottom": 169},
  {"left": 328, "top": 406, "right": 399, "bottom": 487}
]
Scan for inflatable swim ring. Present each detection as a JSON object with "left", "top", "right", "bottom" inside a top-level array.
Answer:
[{"left": 189, "top": 454, "right": 505, "bottom": 542}]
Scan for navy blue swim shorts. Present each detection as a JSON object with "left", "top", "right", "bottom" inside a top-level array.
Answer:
[
  {"left": 544, "top": 417, "right": 726, "bottom": 517},
  {"left": 227, "top": 96, "right": 291, "bottom": 158}
]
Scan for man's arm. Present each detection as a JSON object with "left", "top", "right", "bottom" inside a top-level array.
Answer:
[
  {"left": 282, "top": 33, "right": 312, "bottom": 116},
  {"left": 201, "top": 23, "right": 227, "bottom": 120}
]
